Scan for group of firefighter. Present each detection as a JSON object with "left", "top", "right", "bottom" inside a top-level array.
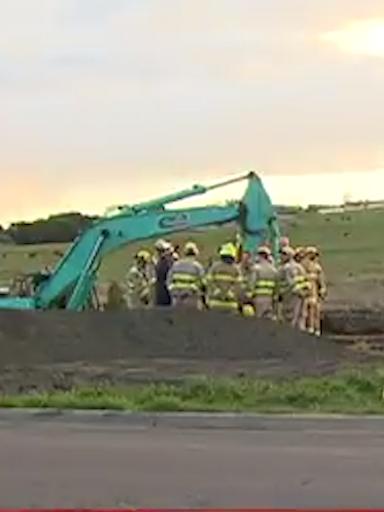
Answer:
[{"left": 125, "top": 236, "right": 327, "bottom": 337}]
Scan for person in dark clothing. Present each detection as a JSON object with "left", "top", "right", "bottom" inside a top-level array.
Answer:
[{"left": 154, "top": 239, "right": 174, "bottom": 306}]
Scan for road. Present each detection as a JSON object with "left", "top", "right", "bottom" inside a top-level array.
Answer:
[{"left": 1, "top": 413, "right": 384, "bottom": 508}]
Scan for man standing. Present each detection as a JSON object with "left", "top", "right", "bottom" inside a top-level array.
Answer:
[
  {"left": 167, "top": 242, "right": 205, "bottom": 308},
  {"left": 303, "top": 246, "right": 327, "bottom": 336},
  {"left": 205, "top": 243, "right": 243, "bottom": 313},
  {"left": 252, "top": 246, "right": 278, "bottom": 319},
  {"left": 126, "top": 250, "right": 154, "bottom": 308},
  {"left": 278, "top": 246, "right": 310, "bottom": 330},
  {"left": 153, "top": 239, "right": 174, "bottom": 307},
  {"left": 239, "top": 252, "right": 256, "bottom": 316}
]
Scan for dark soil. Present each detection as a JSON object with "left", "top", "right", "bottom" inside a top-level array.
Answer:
[
  {"left": 323, "top": 309, "right": 384, "bottom": 335},
  {"left": 0, "top": 309, "right": 367, "bottom": 393}
]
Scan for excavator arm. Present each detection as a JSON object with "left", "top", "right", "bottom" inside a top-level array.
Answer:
[{"left": 0, "top": 172, "right": 280, "bottom": 311}]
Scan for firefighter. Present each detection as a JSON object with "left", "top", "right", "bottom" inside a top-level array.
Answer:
[
  {"left": 167, "top": 242, "right": 205, "bottom": 308},
  {"left": 239, "top": 251, "right": 256, "bottom": 316},
  {"left": 153, "top": 239, "right": 174, "bottom": 306},
  {"left": 303, "top": 246, "right": 327, "bottom": 336},
  {"left": 278, "top": 246, "right": 310, "bottom": 330},
  {"left": 205, "top": 242, "right": 243, "bottom": 313},
  {"left": 252, "top": 246, "right": 278, "bottom": 320},
  {"left": 126, "top": 250, "right": 155, "bottom": 308},
  {"left": 294, "top": 246, "right": 306, "bottom": 263}
]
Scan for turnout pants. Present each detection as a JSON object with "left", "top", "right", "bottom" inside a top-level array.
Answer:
[
  {"left": 254, "top": 297, "right": 274, "bottom": 320},
  {"left": 171, "top": 291, "right": 201, "bottom": 309},
  {"left": 306, "top": 296, "right": 322, "bottom": 335},
  {"left": 283, "top": 294, "right": 307, "bottom": 330}
]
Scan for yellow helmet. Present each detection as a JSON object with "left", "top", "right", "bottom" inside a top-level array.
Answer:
[
  {"left": 219, "top": 242, "right": 237, "bottom": 259},
  {"left": 184, "top": 241, "right": 199, "bottom": 256},
  {"left": 136, "top": 250, "right": 151, "bottom": 263}
]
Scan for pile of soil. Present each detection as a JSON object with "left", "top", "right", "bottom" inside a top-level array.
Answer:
[{"left": 0, "top": 310, "right": 365, "bottom": 393}]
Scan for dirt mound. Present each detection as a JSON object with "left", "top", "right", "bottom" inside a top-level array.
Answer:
[{"left": 0, "top": 310, "right": 361, "bottom": 393}]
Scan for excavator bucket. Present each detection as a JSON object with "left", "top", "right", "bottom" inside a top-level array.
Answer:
[{"left": 241, "top": 173, "right": 280, "bottom": 257}]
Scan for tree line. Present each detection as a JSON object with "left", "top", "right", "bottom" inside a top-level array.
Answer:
[
  {"left": 0, "top": 205, "right": 306, "bottom": 246},
  {"left": 1, "top": 213, "right": 97, "bottom": 245}
]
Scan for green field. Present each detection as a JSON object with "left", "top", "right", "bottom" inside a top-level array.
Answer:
[{"left": 1, "top": 209, "right": 384, "bottom": 307}]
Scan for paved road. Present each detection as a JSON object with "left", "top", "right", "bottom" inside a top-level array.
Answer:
[{"left": 2, "top": 414, "right": 384, "bottom": 508}]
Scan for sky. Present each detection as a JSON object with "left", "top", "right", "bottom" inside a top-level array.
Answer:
[{"left": 1, "top": 0, "right": 384, "bottom": 224}]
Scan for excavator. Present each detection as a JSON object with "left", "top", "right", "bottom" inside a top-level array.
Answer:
[{"left": 0, "top": 171, "right": 280, "bottom": 311}]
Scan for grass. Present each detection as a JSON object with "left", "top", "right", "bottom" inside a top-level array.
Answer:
[
  {"left": 3, "top": 370, "right": 384, "bottom": 414},
  {"left": 2, "top": 209, "right": 384, "bottom": 305}
]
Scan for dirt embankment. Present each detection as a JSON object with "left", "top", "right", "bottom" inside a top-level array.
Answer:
[{"left": 0, "top": 309, "right": 368, "bottom": 393}]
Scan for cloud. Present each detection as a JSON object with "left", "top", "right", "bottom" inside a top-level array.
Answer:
[
  {"left": 0, "top": 0, "right": 384, "bottom": 222},
  {"left": 321, "top": 19, "right": 384, "bottom": 57}
]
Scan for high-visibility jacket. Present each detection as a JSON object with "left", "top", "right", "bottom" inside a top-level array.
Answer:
[
  {"left": 126, "top": 264, "right": 155, "bottom": 307},
  {"left": 252, "top": 260, "right": 278, "bottom": 298},
  {"left": 240, "top": 262, "right": 255, "bottom": 302},
  {"left": 205, "top": 260, "right": 243, "bottom": 310},
  {"left": 278, "top": 260, "right": 310, "bottom": 298},
  {"left": 167, "top": 257, "right": 205, "bottom": 296},
  {"left": 302, "top": 259, "right": 327, "bottom": 301}
]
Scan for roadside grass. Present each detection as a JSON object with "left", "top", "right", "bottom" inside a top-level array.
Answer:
[{"left": 2, "top": 370, "right": 384, "bottom": 414}]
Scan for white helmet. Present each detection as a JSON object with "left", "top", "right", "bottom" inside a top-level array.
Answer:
[
  {"left": 155, "top": 239, "right": 172, "bottom": 251},
  {"left": 184, "top": 241, "right": 199, "bottom": 256}
]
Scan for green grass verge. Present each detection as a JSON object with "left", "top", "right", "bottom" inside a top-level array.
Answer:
[{"left": 3, "top": 370, "right": 384, "bottom": 414}]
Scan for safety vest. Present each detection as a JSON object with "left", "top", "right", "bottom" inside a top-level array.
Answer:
[
  {"left": 253, "top": 262, "right": 277, "bottom": 297},
  {"left": 292, "top": 274, "right": 310, "bottom": 295},
  {"left": 205, "top": 261, "right": 242, "bottom": 310},
  {"left": 279, "top": 261, "right": 310, "bottom": 298},
  {"left": 302, "top": 259, "right": 326, "bottom": 299},
  {"left": 168, "top": 259, "right": 204, "bottom": 295},
  {"left": 126, "top": 265, "right": 154, "bottom": 305},
  {"left": 169, "top": 273, "right": 200, "bottom": 293},
  {"left": 255, "top": 279, "right": 276, "bottom": 296}
]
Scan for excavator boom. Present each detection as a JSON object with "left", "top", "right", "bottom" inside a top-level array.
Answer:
[{"left": 0, "top": 171, "right": 280, "bottom": 310}]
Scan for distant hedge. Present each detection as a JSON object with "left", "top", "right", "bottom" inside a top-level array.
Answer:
[{"left": 6, "top": 213, "right": 98, "bottom": 245}]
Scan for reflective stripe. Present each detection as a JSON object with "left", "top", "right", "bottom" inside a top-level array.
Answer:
[
  {"left": 169, "top": 283, "right": 199, "bottom": 292},
  {"left": 172, "top": 273, "right": 198, "bottom": 283},
  {"left": 257, "top": 280, "right": 275, "bottom": 288},
  {"left": 208, "top": 299, "right": 238, "bottom": 310},
  {"left": 169, "top": 272, "right": 200, "bottom": 292},
  {"left": 279, "top": 274, "right": 309, "bottom": 296},
  {"left": 255, "top": 289, "right": 274, "bottom": 296},
  {"left": 206, "top": 273, "right": 240, "bottom": 283},
  {"left": 255, "top": 279, "right": 275, "bottom": 296},
  {"left": 293, "top": 275, "right": 310, "bottom": 293}
]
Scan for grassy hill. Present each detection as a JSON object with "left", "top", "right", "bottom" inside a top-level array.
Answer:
[{"left": 1, "top": 209, "right": 384, "bottom": 308}]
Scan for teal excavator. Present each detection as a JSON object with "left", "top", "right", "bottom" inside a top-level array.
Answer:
[{"left": 0, "top": 171, "right": 280, "bottom": 311}]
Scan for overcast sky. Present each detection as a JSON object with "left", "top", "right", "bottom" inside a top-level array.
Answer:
[{"left": 1, "top": 0, "right": 384, "bottom": 223}]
